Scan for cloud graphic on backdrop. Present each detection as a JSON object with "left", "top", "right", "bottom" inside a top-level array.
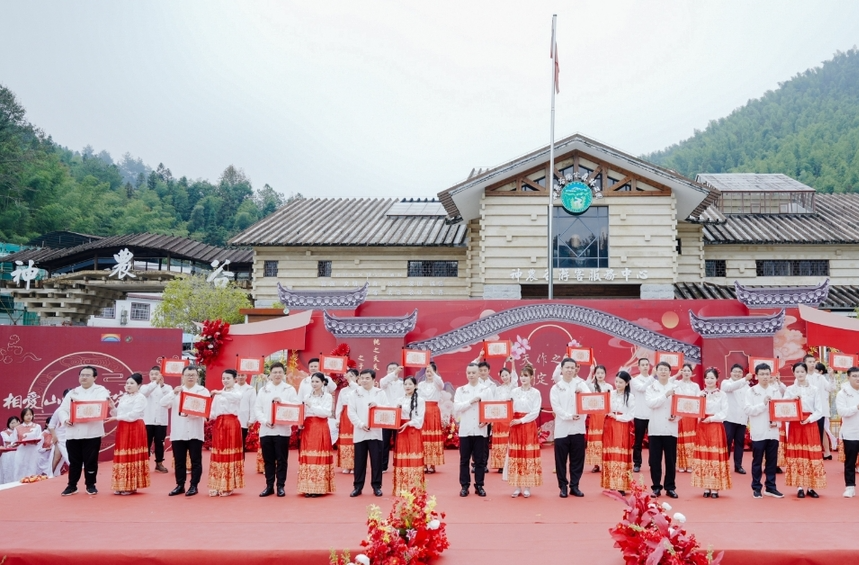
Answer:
[{"left": 773, "top": 315, "right": 806, "bottom": 365}]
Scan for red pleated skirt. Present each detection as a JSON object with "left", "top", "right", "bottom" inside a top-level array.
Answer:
[
  {"left": 585, "top": 413, "right": 606, "bottom": 467},
  {"left": 297, "top": 416, "right": 336, "bottom": 494},
  {"left": 111, "top": 419, "right": 150, "bottom": 492},
  {"left": 507, "top": 412, "right": 542, "bottom": 488},
  {"left": 338, "top": 406, "right": 354, "bottom": 470},
  {"left": 677, "top": 416, "right": 698, "bottom": 470},
  {"left": 690, "top": 421, "right": 731, "bottom": 490},
  {"left": 421, "top": 401, "right": 445, "bottom": 466},
  {"left": 784, "top": 418, "right": 826, "bottom": 489},
  {"left": 601, "top": 417, "right": 632, "bottom": 491},
  {"left": 393, "top": 425, "right": 425, "bottom": 495},
  {"left": 489, "top": 421, "right": 511, "bottom": 470},
  {"left": 208, "top": 414, "right": 245, "bottom": 493}
]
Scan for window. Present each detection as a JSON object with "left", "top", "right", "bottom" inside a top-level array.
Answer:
[
  {"left": 407, "top": 261, "right": 459, "bottom": 277},
  {"left": 705, "top": 260, "right": 726, "bottom": 277},
  {"left": 130, "top": 302, "right": 150, "bottom": 321},
  {"left": 755, "top": 260, "right": 829, "bottom": 277},
  {"left": 317, "top": 260, "right": 332, "bottom": 277},
  {"left": 97, "top": 305, "right": 116, "bottom": 319},
  {"left": 552, "top": 206, "right": 609, "bottom": 269},
  {"left": 676, "top": 239, "right": 682, "bottom": 255},
  {"left": 263, "top": 260, "right": 278, "bottom": 277}
]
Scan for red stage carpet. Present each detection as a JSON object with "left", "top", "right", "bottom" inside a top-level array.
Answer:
[{"left": 1, "top": 448, "right": 857, "bottom": 565}]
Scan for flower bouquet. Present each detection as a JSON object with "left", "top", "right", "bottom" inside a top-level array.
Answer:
[
  {"left": 194, "top": 319, "right": 231, "bottom": 366},
  {"left": 443, "top": 420, "right": 459, "bottom": 450}
]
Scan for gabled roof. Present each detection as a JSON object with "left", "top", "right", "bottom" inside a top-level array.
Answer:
[
  {"left": 697, "top": 173, "right": 815, "bottom": 193},
  {"left": 437, "top": 133, "right": 718, "bottom": 222}
]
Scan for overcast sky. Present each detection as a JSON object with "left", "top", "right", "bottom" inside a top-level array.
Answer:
[{"left": 2, "top": 1, "right": 858, "bottom": 199}]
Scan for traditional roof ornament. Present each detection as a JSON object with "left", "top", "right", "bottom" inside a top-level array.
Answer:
[
  {"left": 734, "top": 279, "right": 829, "bottom": 309},
  {"left": 277, "top": 282, "right": 369, "bottom": 310},
  {"left": 689, "top": 309, "right": 785, "bottom": 339},
  {"left": 323, "top": 309, "right": 418, "bottom": 338}
]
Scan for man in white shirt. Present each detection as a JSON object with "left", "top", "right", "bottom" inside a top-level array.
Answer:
[
  {"left": 56, "top": 366, "right": 112, "bottom": 496},
  {"left": 629, "top": 357, "right": 652, "bottom": 472},
  {"left": 255, "top": 362, "right": 297, "bottom": 498},
  {"left": 235, "top": 371, "right": 257, "bottom": 450},
  {"left": 160, "top": 365, "right": 210, "bottom": 497},
  {"left": 297, "top": 358, "right": 337, "bottom": 401},
  {"left": 453, "top": 363, "right": 491, "bottom": 497},
  {"left": 550, "top": 358, "right": 590, "bottom": 498},
  {"left": 379, "top": 362, "right": 404, "bottom": 472},
  {"left": 645, "top": 361, "right": 679, "bottom": 498},
  {"left": 721, "top": 363, "right": 752, "bottom": 474},
  {"left": 836, "top": 366, "right": 859, "bottom": 497},
  {"left": 348, "top": 369, "right": 389, "bottom": 497},
  {"left": 744, "top": 363, "right": 784, "bottom": 499},
  {"left": 140, "top": 365, "right": 171, "bottom": 474}
]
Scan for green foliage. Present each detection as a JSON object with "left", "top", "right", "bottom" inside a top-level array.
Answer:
[
  {"left": 151, "top": 275, "right": 251, "bottom": 334},
  {"left": 645, "top": 49, "right": 859, "bottom": 193}
]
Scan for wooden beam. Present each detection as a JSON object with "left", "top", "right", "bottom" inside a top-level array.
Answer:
[{"left": 607, "top": 175, "right": 632, "bottom": 191}]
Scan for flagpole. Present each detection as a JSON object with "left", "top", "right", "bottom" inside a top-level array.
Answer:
[{"left": 547, "top": 14, "right": 557, "bottom": 300}]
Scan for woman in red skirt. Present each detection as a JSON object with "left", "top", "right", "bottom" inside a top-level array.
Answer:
[
  {"left": 585, "top": 365, "right": 613, "bottom": 473},
  {"left": 691, "top": 368, "right": 731, "bottom": 498},
  {"left": 676, "top": 363, "right": 701, "bottom": 473},
  {"left": 336, "top": 369, "right": 359, "bottom": 474},
  {"left": 508, "top": 365, "right": 542, "bottom": 497},
  {"left": 393, "top": 376, "right": 426, "bottom": 494},
  {"left": 110, "top": 373, "right": 150, "bottom": 495},
  {"left": 601, "top": 371, "right": 635, "bottom": 494},
  {"left": 490, "top": 359, "right": 517, "bottom": 473},
  {"left": 784, "top": 362, "right": 826, "bottom": 498},
  {"left": 208, "top": 369, "right": 245, "bottom": 497},
  {"left": 418, "top": 362, "right": 445, "bottom": 473},
  {"left": 298, "top": 373, "right": 336, "bottom": 497}
]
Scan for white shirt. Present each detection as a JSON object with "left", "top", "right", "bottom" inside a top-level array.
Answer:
[
  {"left": 160, "top": 384, "right": 210, "bottom": 441},
  {"left": 701, "top": 389, "right": 728, "bottom": 422},
  {"left": 744, "top": 384, "right": 782, "bottom": 441},
  {"left": 255, "top": 381, "right": 299, "bottom": 437},
  {"left": 139, "top": 382, "right": 171, "bottom": 426},
  {"left": 645, "top": 379, "right": 679, "bottom": 437},
  {"left": 492, "top": 382, "right": 516, "bottom": 402},
  {"left": 210, "top": 388, "right": 243, "bottom": 419},
  {"left": 379, "top": 370, "right": 405, "bottom": 405},
  {"left": 784, "top": 382, "right": 823, "bottom": 422},
  {"left": 397, "top": 394, "right": 426, "bottom": 429},
  {"left": 836, "top": 385, "right": 859, "bottom": 441},
  {"left": 808, "top": 371, "right": 834, "bottom": 415},
  {"left": 236, "top": 383, "right": 257, "bottom": 428},
  {"left": 675, "top": 380, "right": 701, "bottom": 397},
  {"left": 609, "top": 390, "right": 635, "bottom": 422},
  {"left": 56, "top": 384, "right": 112, "bottom": 440},
  {"left": 335, "top": 381, "right": 359, "bottom": 420},
  {"left": 453, "top": 383, "right": 491, "bottom": 437},
  {"left": 550, "top": 376, "right": 591, "bottom": 438},
  {"left": 629, "top": 374, "right": 654, "bottom": 419},
  {"left": 720, "top": 377, "right": 750, "bottom": 425},
  {"left": 297, "top": 375, "right": 337, "bottom": 402},
  {"left": 348, "top": 386, "right": 389, "bottom": 443},
  {"left": 304, "top": 391, "right": 333, "bottom": 418},
  {"left": 588, "top": 380, "right": 615, "bottom": 394},
  {"left": 114, "top": 393, "right": 147, "bottom": 422},
  {"left": 417, "top": 375, "right": 444, "bottom": 402},
  {"left": 510, "top": 387, "right": 541, "bottom": 424}
]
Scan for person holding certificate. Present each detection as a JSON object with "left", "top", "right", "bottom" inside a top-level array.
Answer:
[
  {"left": 721, "top": 364, "right": 752, "bottom": 474},
  {"left": 297, "top": 358, "right": 338, "bottom": 401},
  {"left": 235, "top": 371, "right": 257, "bottom": 451},
  {"left": 108, "top": 373, "right": 149, "bottom": 495},
  {"left": 12, "top": 408, "right": 42, "bottom": 480},
  {"left": 0, "top": 416, "right": 20, "bottom": 484},
  {"left": 418, "top": 361, "right": 445, "bottom": 473},
  {"left": 550, "top": 358, "right": 591, "bottom": 498},
  {"left": 601, "top": 371, "right": 635, "bottom": 494},
  {"left": 585, "top": 365, "right": 613, "bottom": 474},
  {"left": 348, "top": 369, "right": 390, "bottom": 497},
  {"left": 139, "top": 366, "right": 171, "bottom": 474},
  {"left": 379, "top": 362, "right": 406, "bottom": 473},
  {"left": 675, "top": 363, "right": 701, "bottom": 474},
  {"left": 644, "top": 361, "right": 680, "bottom": 498},
  {"left": 836, "top": 367, "right": 859, "bottom": 497},
  {"left": 453, "top": 363, "right": 492, "bottom": 497},
  {"left": 255, "top": 362, "right": 298, "bottom": 497},
  {"left": 392, "top": 376, "right": 426, "bottom": 495},
  {"left": 335, "top": 369, "right": 360, "bottom": 475},
  {"left": 744, "top": 363, "right": 784, "bottom": 499},
  {"left": 56, "top": 366, "right": 113, "bottom": 496},
  {"left": 297, "top": 373, "right": 336, "bottom": 497},
  {"left": 161, "top": 365, "right": 210, "bottom": 497},
  {"left": 629, "top": 358, "right": 653, "bottom": 473},
  {"left": 783, "top": 362, "right": 826, "bottom": 498},
  {"left": 489, "top": 359, "right": 517, "bottom": 473},
  {"left": 207, "top": 369, "right": 245, "bottom": 497},
  {"left": 691, "top": 368, "right": 731, "bottom": 498},
  {"left": 507, "top": 365, "right": 542, "bottom": 498}
]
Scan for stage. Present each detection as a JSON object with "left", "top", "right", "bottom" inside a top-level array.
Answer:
[{"left": 1, "top": 448, "right": 856, "bottom": 565}]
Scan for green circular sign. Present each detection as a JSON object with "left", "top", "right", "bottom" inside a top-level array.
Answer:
[{"left": 560, "top": 181, "right": 592, "bottom": 214}]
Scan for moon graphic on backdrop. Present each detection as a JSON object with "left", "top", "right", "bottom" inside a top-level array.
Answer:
[{"left": 662, "top": 311, "right": 680, "bottom": 329}]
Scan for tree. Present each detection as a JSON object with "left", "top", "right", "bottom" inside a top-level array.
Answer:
[{"left": 151, "top": 275, "right": 251, "bottom": 334}]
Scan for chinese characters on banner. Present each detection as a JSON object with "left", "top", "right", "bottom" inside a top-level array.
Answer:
[{"left": 511, "top": 268, "right": 648, "bottom": 283}]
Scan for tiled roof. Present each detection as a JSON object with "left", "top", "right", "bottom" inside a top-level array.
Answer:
[
  {"left": 674, "top": 282, "right": 859, "bottom": 310},
  {"left": 697, "top": 173, "right": 815, "bottom": 193}
]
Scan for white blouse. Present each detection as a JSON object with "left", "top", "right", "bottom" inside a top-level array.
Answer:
[
  {"left": 784, "top": 382, "right": 823, "bottom": 422},
  {"left": 12, "top": 423, "right": 42, "bottom": 443},
  {"left": 114, "top": 393, "right": 147, "bottom": 422},
  {"left": 1, "top": 429, "right": 15, "bottom": 445},
  {"left": 701, "top": 389, "right": 728, "bottom": 422},
  {"left": 676, "top": 380, "right": 701, "bottom": 397},
  {"left": 588, "top": 380, "right": 615, "bottom": 394},
  {"left": 493, "top": 382, "right": 517, "bottom": 402},
  {"left": 510, "top": 387, "right": 541, "bottom": 424},
  {"left": 609, "top": 390, "right": 635, "bottom": 422},
  {"left": 397, "top": 394, "right": 426, "bottom": 429},
  {"left": 417, "top": 375, "right": 444, "bottom": 402},
  {"left": 210, "top": 388, "right": 243, "bottom": 419},
  {"left": 304, "top": 391, "right": 334, "bottom": 419},
  {"left": 335, "top": 382, "right": 358, "bottom": 420}
]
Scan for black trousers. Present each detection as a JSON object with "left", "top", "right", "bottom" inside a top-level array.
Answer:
[
  {"left": 146, "top": 424, "right": 168, "bottom": 463},
  {"left": 648, "top": 435, "right": 677, "bottom": 491},
  {"left": 381, "top": 429, "right": 396, "bottom": 470},
  {"left": 633, "top": 418, "right": 649, "bottom": 467},
  {"left": 66, "top": 437, "right": 101, "bottom": 489},
  {"left": 241, "top": 427, "right": 249, "bottom": 451},
  {"left": 458, "top": 435, "right": 487, "bottom": 488},
  {"left": 260, "top": 435, "right": 289, "bottom": 488},
  {"left": 354, "top": 439, "right": 384, "bottom": 492},
  {"left": 750, "top": 439, "right": 779, "bottom": 492},
  {"left": 485, "top": 423, "right": 493, "bottom": 470},
  {"left": 817, "top": 418, "right": 826, "bottom": 450},
  {"left": 843, "top": 439, "right": 859, "bottom": 487},
  {"left": 554, "top": 433, "right": 585, "bottom": 489},
  {"left": 172, "top": 439, "right": 203, "bottom": 487},
  {"left": 723, "top": 421, "right": 746, "bottom": 469}
]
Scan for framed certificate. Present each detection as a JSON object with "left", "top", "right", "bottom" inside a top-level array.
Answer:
[
  {"left": 749, "top": 357, "right": 779, "bottom": 373},
  {"left": 69, "top": 400, "right": 109, "bottom": 424},
  {"left": 178, "top": 391, "right": 212, "bottom": 418},
  {"left": 236, "top": 356, "right": 264, "bottom": 374},
  {"left": 483, "top": 340, "right": 511, "bottom": 358},
  {"left": 479, "top": 400, "right": 513, "bottom": 423},
  {"left": 830, "top": 353, "right": 857, "bottom": 371},
  {"left": 368, "top": 406, "right": 400, "bottom": 429},
  {"left": 319, "top": 355, "right": 348, "bottom": 374},
  {"left": 576, "top": 392, "right": 610, "bottom": 415},
  {"left": 769, "top": 398, "right": 801, "bottom": 422},
  {"left": 566, "top": 347, "right": 594, "bottom": 365},
  {"left": 402, "top": 349, "right": 431, "bottom": 368},
  {"left": 671, "top": 394, "right": 706, "bottom": 419},
  {"left": 160, "top": 358, "right": 189, "bottom": 377},
  {"left": 656, "top": 351, "right": 684, "bottom": 371},
  {"left": 271, "top": 402, "right": 304, "bottom": 425}
]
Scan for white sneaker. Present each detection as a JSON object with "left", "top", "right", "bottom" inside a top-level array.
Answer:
[
  {"left": 844, "top": 486, "right": 855, "bottom": 498},
  {"left": 523, "top": 488, "right": 531, "bottom": 498},
  {"left": 511, "top": 488, "right": 521, "bottom": 498}
]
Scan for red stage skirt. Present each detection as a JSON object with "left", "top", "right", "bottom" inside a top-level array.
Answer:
[
  {"left": 111, "top": 419, "right": 150, "bottom": 492},
  {"left": 489, "top": 421, "right": 511, "bottom": 470},
  {"left": 507, "top": 412, "right": 542, "bottom": 488},
  {"left": 585, "top": 413, "right": 606, "bottom": 467},
  {"left": 337, "top": 406, "right": 354, "bottom": 470},
  {"left": 677, "top": 417, "right": 698, "bottom": 470},
  {"left": 256, "top": 447, "right": 264, "bottom": 474},
  {"left": 208, "top": 414, "right": 245, "bottom": 493},
  {"left": 421, "top": 401, "right": 445, "bottom": 466},
  {"left": 690, "top": 421, "right": 732, "bottom": 491},
  {"left": 601, "top": 417, "right": 632, "bottom": 491},
  {"left": 784, "top": 418, "right": 827, "bottom": 489},
  {"left": 297, "top": 416, "right": 336, "bottom": 494},
  {"left": 393, "top": 424, "right": 425, "bottom": 495},
  {"left": 778, "top": 425, "right": 786, "bottom": 467}
]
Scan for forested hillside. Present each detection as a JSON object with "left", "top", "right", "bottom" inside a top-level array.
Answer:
[
  {"left": 0, "top": 84, "right": 298, "bottom": 246},
  {"left": 645, "top": 49, "right": 859, "bottom": 193}
]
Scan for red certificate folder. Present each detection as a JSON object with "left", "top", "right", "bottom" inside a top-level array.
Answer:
[
  {"left": 160, "top": 358, "right": 190, "bottom": 377},
  {"left": 236, "top": 356, "right": 264, "bottom": 374},
  {"left": 402, "top": 349, "right": 431, "bottom": 368},
  {"left": 748, "top": 357, "right": 779, "bottom": 374},
  {"left": 576, "top": 392, "right": 610, "bottom": 415},
  {"left": 479, "top": 400, "right": 513, "bottom": 423},
  {"left": 671, "top": 394, "right": 706, "bottom": 419},
  {"left": 368, "top": 406, "right": 400, "bottom": 429},
  {"left": 178, "top": 391, "right": 212, "bottom": 418},
  {"left": 69, "top": 400, "right": 109, "bottom": 424},
  {"left": 830, "top": 353, "right": 857, "bottom": 371},
  {"left": 271, "top": 402, "right": 304, "bottom": 425},
  {"left": 483, "top": 340, "right": 511, "bottom": 358},
  {"left": 319, "top": 355, "right": 348, "bottom": 374},
  {"left": 655, "top": 351, "right": 684, "bottom": 371},
  {"left": 769, "top": 398, "right": 802, "bottom": 422},
  {"left": 566, "top": 347, "right": 594, "bottom": 365}
]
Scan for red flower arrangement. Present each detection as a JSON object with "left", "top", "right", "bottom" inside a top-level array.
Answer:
[
  {"left": 244, "top": 421, "right": 260, "bottom": 452},
  {"left": 203, "top": 419, "right": 214, "bottom": 450},
  {"left": 443, "top": 420, "right": 459, "bottom": 450},
  {"left": 194, "top": 319, "right": 232, "bottom": 366},
  {"left": 606, "top": 480, "right": 724, "bottom": 565}
]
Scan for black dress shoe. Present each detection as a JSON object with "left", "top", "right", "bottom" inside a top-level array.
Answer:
[
  {"left": 703, "top": 491, "right": 711, "bottom": 498},
  {"left": 185, "top": 485, "right": 198, "bottom": 497},
  {"left": 711, "top": 492, "right": 719, "bottom": 499},
  {"left": 373, "top": 488, "right": 383, "bottom": 497},
  {"left": 475, "top": 486, "right": 487, "bottom": 497},
  {"left": 666, "top": 490, "right": 678, "bottom": 499},
  {"left": 259, "top": 487, "right": 275, "bottom": 497},
  {"left": 304, "top": 493, "right": 312, "bottom": 498},
  {"left": 169, "top": 486, "right": 185, "bottom": 496},
  {"left": 571, "top": 487, "right": 584, "bottom": 497},
  {"left": 277, "top": 487, "right": 286, "bottom": 497},
  {"left": 651, "top": 488, "right": 661, "bottom": 498},
  {"left": 808, "top": 489, "right": 819, "bottom": 498},
  {"left": 559, "top": 486, "right": 568, "bottom": 498},
  {"left": 633, "top": 465, "right": 641, "bottom": 473},
  {"left": 350, "top": 489, "right": 362, "bottom": 497},
  {"left": 459, "top": 488, "right": 469, "bottom": 497},
  {"left": 776, "top": 466, "right": 784, "bottom": 474},
  {"left": 823, "top": 455, "right": 833, "bottom": 460},
  {"left": 735, "top": 467, "right": 747, "bottom": 475},
  {"left": 797, "top": 489, "right": 806, "bottom": 498}
]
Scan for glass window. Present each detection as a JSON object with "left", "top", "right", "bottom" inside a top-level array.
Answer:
[
  {"left": 97, "top": 305, "right": 116, "bottom": 319},
  {"left": 552, "top": 206, "right": 609, "bottom": 269},
  {"left": 407, "top": 261, "right": 458, "bottom": 277},
  {"left": 705, "top": 260, "right": 726, "bottom": 277},
  {"left": 755, "top": 260, "right": 829, "bottom": 277},
  {"left": 130, "top": 302, "right": 150, "bottom": 321},
  {"left": 263, "top": 260, "right": 278, "bottom": 277},
  {"left": 317, "top": 260, "right": 332, "bottom": 277}
]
